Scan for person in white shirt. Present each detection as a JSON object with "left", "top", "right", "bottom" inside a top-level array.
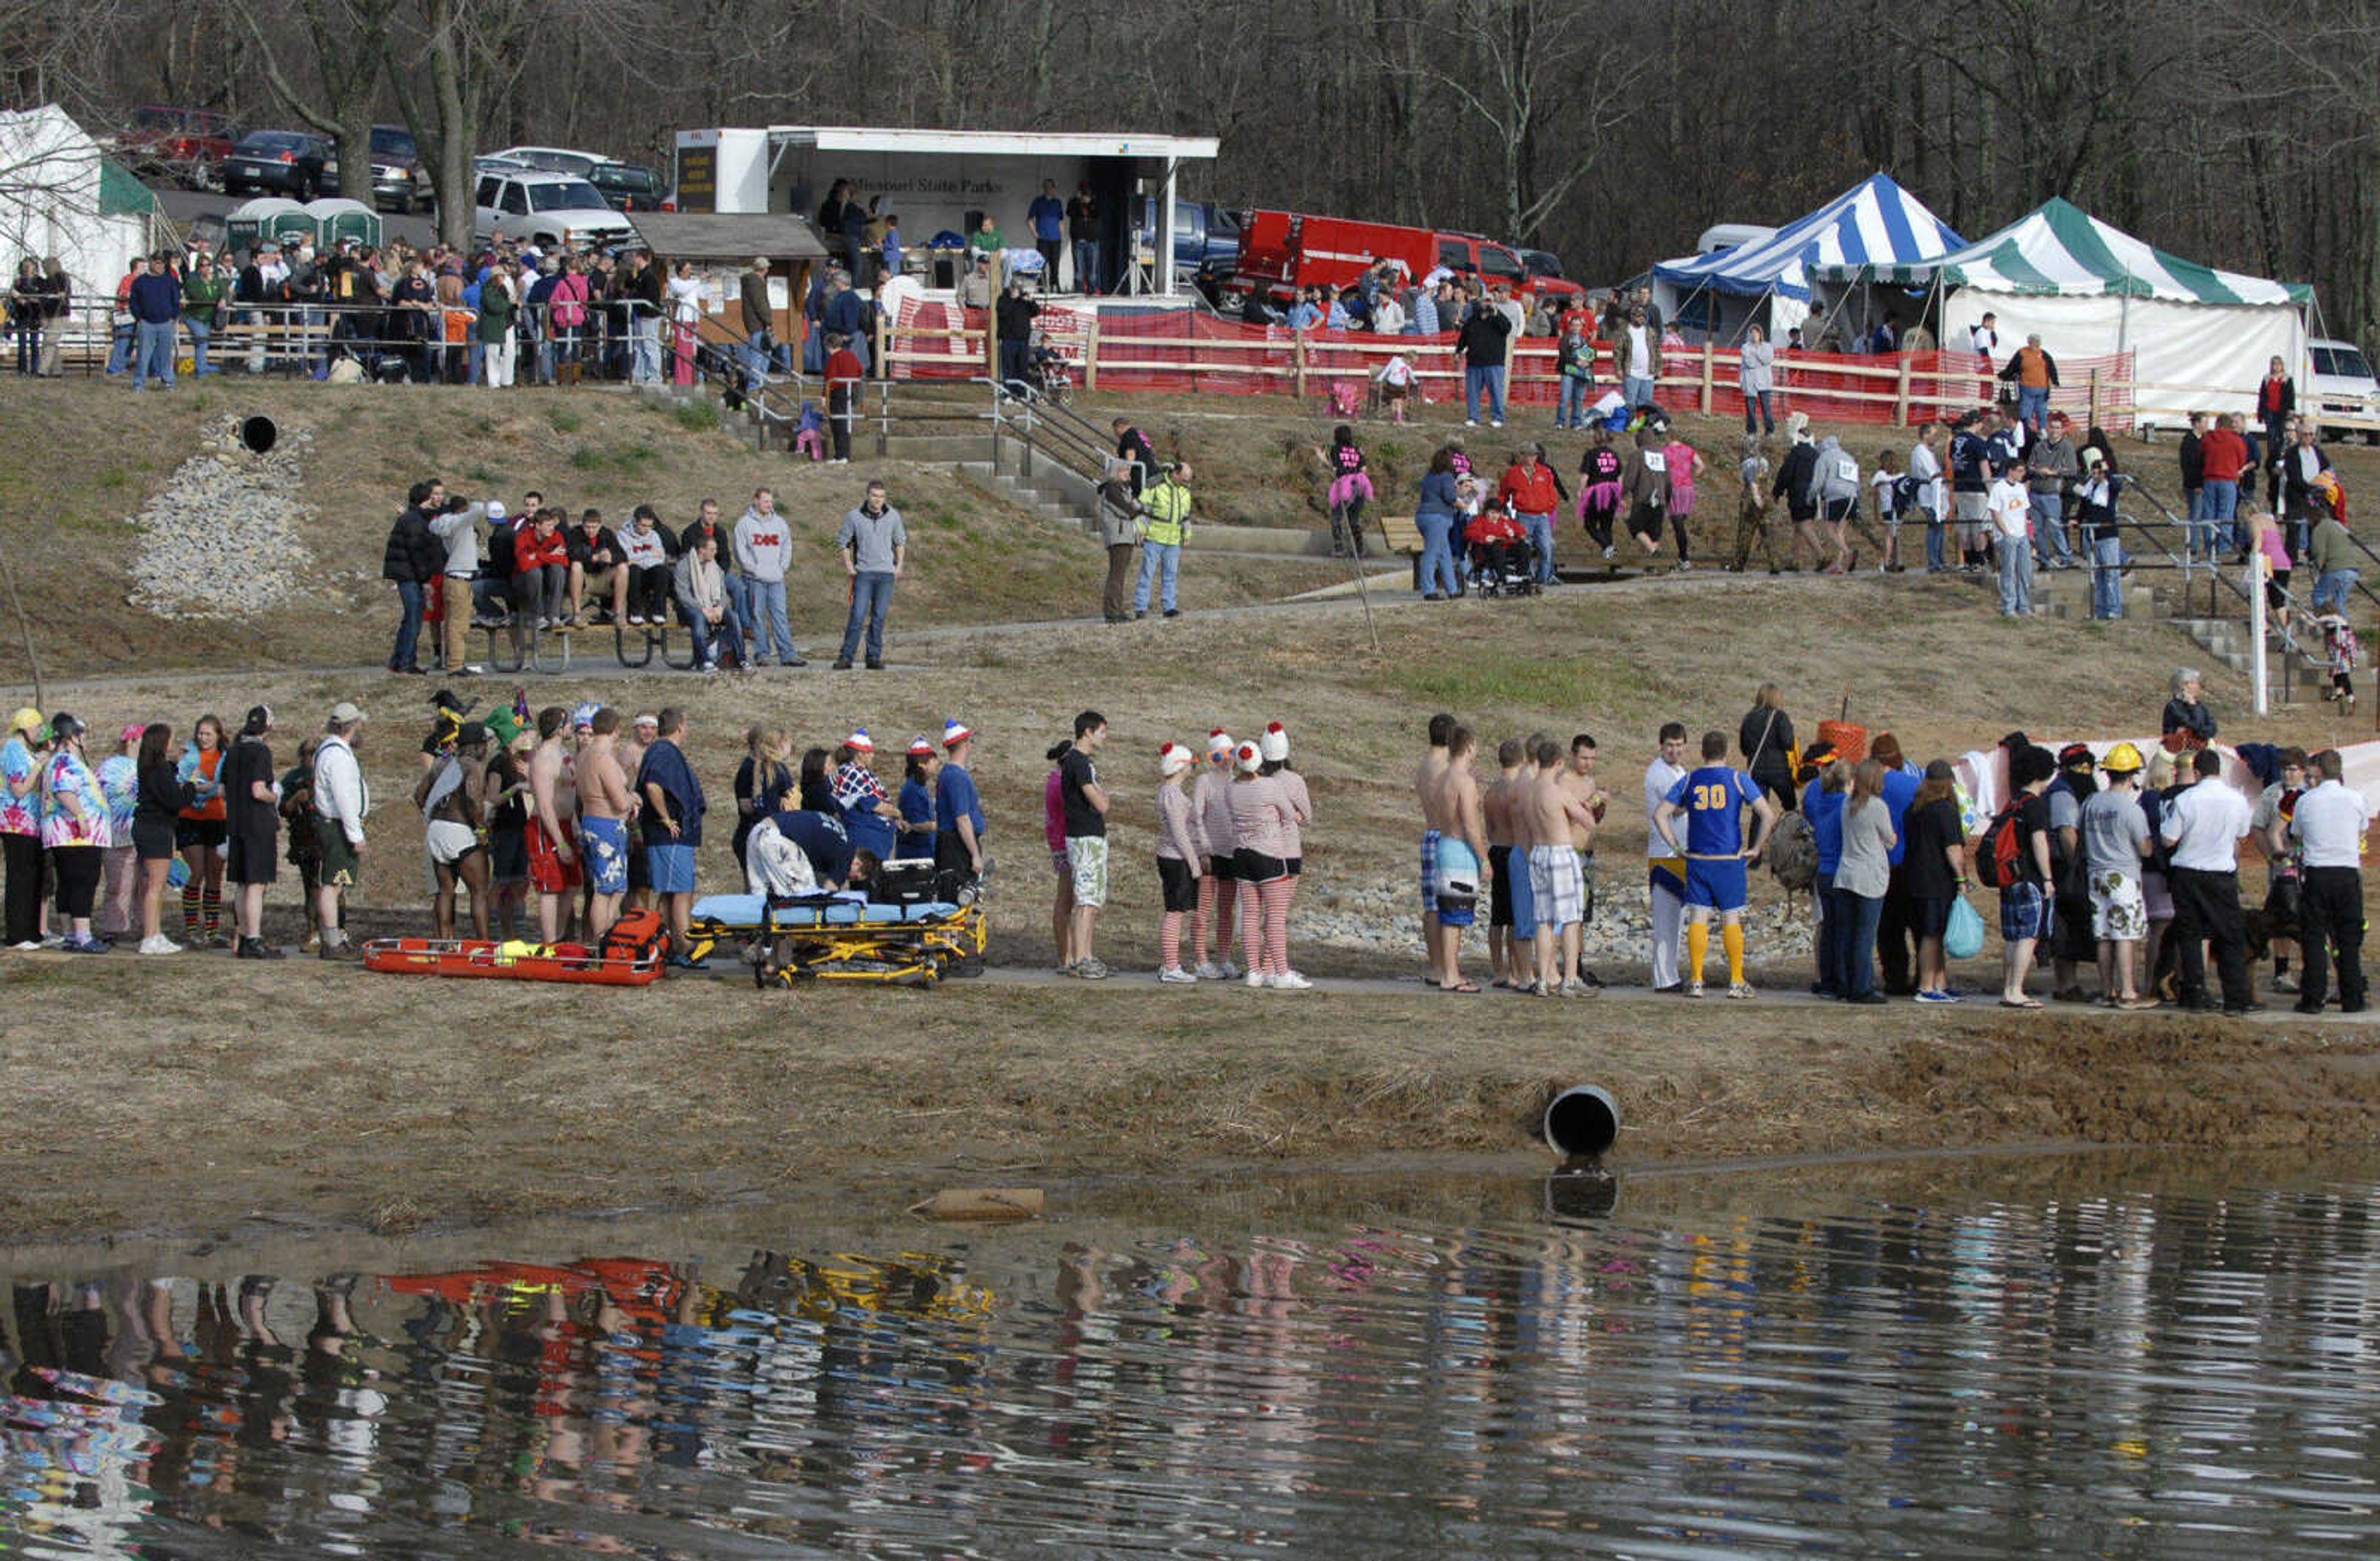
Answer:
[
  {"left": 2287, "top": 749, "right": 2370, "bottom": 1012},
  {"left": 1909, "top": 422, "right": 1947, "bottom": 573},
  {"left": 1968, "top": 312, "right": 1998, "bottom": 368},
  {"left": 2158, "top": 748, "right": 2257, "bottom": 1014},
  {"left": 1644, "top": 722, "right": 1690, "bottom": 991},
  {"left": 1986, "top": 459, "right": 2034, "bottom": 617}
]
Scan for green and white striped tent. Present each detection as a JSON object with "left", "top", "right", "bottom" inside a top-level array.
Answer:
[{"left": 1813, "top": 197, "right": 2313, "bottom": 426}]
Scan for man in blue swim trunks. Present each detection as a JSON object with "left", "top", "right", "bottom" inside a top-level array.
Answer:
[
  {"left": 576, "top": 707, "right": 635, "bottom": 939},
  {"left": 1415, "top": 711, "right": 1456, "bottom": 984},
  {"left": 1652, "top": 729, "right": 1778, "bottom": 998},
  {"left": 1429, "top": 723, "right": 1491, "bottom": 993}
]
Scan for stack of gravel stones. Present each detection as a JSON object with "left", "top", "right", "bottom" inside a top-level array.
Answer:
[{"left": 126, "top": 415, "right": 315, "bottom": 621}]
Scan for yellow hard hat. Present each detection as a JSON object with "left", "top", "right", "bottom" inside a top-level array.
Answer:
[{"left": 2102, "top": 741, "right": 2144, "bottom": 774}]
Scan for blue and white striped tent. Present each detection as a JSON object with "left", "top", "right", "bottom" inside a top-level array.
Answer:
[{"left": 1651, "top": 174, "right": 1963, "bottom": 345}]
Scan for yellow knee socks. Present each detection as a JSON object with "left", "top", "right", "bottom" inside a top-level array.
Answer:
[
  {"left": 1723, "top": 923, "right": 1745, "bottom": 984},
  {"left": 1686, "top": 922, "right": 1709, "bottom": 981}
]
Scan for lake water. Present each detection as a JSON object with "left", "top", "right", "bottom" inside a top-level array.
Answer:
[{"left": 6, "top": 1153, "right": 2379, "bottom": 1558}]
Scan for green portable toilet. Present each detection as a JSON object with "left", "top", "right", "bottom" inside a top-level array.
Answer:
[
  {"left": 305, "top": 197, "right": 381, "bottom": 251},
  {"left": 267, "top": 205, "right": 320, "bottom": 250},
  {"left": 225, "top": 197, "right": 307, "bottom": 259}
]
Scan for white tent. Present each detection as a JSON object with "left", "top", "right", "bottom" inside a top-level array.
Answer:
[
  {"left": 0, "top": 105, "right": 165, "bottom": 299},
  {"left": 1812, "top": 197, "right": 2312, "bottom": 428},
  {"left": 1651, "top": 174, "right": 1963, "bottom": 347}
]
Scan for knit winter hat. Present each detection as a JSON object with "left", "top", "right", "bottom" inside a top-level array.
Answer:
[
  {"left": 1160, "top": 742, "right": 1193, "bottom": 777},
  {"left": 1234, "top": 742, "right": 1262, "bottom": 774},
  {"left": 907, "top": 736, "right": 935, "bottom": 758},
  {"left": 845, "top": 728, "right": 874, "bottom": 752},
  {"left": 1259, "top": 722, "right": 1289, "bottom": 763},
  {"left": 941, "top": 719, "right": 973, "bottom": 748},
  {"left": 1206, "top": 728, "right": 1234, "bottom": 759}
]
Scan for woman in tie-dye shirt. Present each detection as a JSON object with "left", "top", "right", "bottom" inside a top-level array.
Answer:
[
  {"left": 2, "top": 707, "right": 46, "bottom": 950},
  {"left": 40, "top": 713, "right": 110, "bottom": 952},
  {"left": 96, "top": 724, "right": 143, "bottom": 940}
]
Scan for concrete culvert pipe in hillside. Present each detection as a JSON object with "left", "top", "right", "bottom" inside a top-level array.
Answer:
[
  {"left": 1543, "top": 1085, "right": 1620, "bottom": 1160},
  {"left": 240, "top": 415, "right": 278, "bottom": 455}
]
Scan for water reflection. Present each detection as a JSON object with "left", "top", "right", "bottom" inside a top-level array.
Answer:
[{"left": 6, "top": 1171, "right": 2379, "bottom": 1558}]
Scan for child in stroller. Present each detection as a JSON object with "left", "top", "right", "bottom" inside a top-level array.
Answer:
[
  {"left": 1464, "top": 500, "right": 1539, "bottom": 597},
  {"left": 1026, "top": 334, "right": 1073, "bottom": 404}
]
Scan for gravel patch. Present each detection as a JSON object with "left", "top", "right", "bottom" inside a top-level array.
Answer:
[
  {"left": 1294, "top": 869, "right": 1818, "bottom": 963},
  {"left": 126, "top": 415, "right": 315, "bottom": 620}
]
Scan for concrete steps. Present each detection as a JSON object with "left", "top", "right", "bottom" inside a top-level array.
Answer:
[{"left": 958, "top": 461, "right": 1333, "bottom": 557}]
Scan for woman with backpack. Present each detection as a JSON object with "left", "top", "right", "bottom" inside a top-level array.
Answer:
[{"left": 1983, "top": 744, "right": 2059, "bottom": 1008}]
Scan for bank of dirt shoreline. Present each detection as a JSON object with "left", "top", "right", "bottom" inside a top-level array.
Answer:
[{"left": 3, "top": 954, "right": 2378, "bottom": 1244}]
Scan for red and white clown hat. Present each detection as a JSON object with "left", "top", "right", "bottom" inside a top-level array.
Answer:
[
  {"left": 1259, "top": 722, "right": 1289, "bottom": 763},
  {"left": 1160, "top": 741, "right": 1194, "bottom": 776},
  {"left": 1234, "top": 741, "right": 1263, "bottom": 774},
  {"left": 907, "top": 736, "right": 935, "bottom": 758},
  {"left": 1206, "top": 727, "right": 1235, "bottom": 762},
  {"left": 846, "top": 728, "right": 875, "bottom": 752},
  {"left": 942, "top": 719, "right": 973, "bottom": 748}
]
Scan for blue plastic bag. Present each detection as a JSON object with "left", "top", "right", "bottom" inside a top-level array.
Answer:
[
  {"left": 167, "top": 856, "right": 190, "bottom": 890},
  {"left": 1944, "top": 895, "right": 1985, "bottom": 961}
]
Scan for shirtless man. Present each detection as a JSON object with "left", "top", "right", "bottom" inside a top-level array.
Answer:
[
  {"left": 1483, "top": 738, "right": 1535, "bottom": 991},
  {"left": 526, "top": 705, "right": 582, "bottom": 942},
  {"left": 575, "top": 708, "right": 637, "bottom": 939},
  {"left": 618, "top": 712, "right": 656, "bottom": 912},
  {"left": 1413, "top": 712, "right": 1456, "bottom": 983},
  {"left": 1522, "top": 735, "right": 1600, "bottom": 995},
  {"left": 413, "top": 720, "right": 490, "bottom": 939},
  {"left": 1645, "top": 721, "right": 1690, "bottom": 991},
  {"left": 1559, "top": 733, "right": 1608, "bottom": 985},
  {"left": 1432, "top": 724, "right": 1491, "bottom": 993}
]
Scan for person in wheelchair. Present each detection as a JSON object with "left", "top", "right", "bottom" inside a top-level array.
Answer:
[
  {"left": 1463, "top": 500, "right": 1540, "bottom": 597},
  {"left": 1027, "top": 334, "right": 1072, "bottom": 400}
]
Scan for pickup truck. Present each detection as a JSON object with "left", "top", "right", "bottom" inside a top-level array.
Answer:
[
  {"left": 1132, "top": 197, "right": 1241, "bottom": 288},
  {"left": 118, "top": 105, "right": 238, "bottom": 190},
  {"left": 1225, "top": 209, "right": 1584, "bottom": 308}
]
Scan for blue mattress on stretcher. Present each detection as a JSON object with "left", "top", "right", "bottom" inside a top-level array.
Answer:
[{"left": 690, "top": 894, "right": 962, "bottom": 929}]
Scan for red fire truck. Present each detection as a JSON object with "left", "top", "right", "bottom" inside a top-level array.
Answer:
[{"left": 1225, "top": 209, "right": 1582, "bottom": 307}]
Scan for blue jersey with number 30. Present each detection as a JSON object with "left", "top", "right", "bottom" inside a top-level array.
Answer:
[{"left": 1666, "top": 766, "right": 1761, "bottom": 857}]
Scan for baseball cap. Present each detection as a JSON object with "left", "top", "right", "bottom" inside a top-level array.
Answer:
[{"left": 329, "top": 701, "right": 367, "bottom": 725}]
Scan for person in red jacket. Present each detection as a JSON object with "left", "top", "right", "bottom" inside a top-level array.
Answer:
[
  {"left": 1497, "top": 443, "right": 1563, "bottom": 586},
  {"left": 824, "top": 331, "right": 864, "bottom": 464},
  {"left": 2255, "top": 354, "right": 2296, "bottom": 506},
  {"left": 1464, "top": 501, "right": 1532, "bottom": 592},
  {"left": 2197, "top": 413, "right": 2253, "bottom": 557},
  {"left": 511, "top": 506, "right": 570, "bottom": 629}
]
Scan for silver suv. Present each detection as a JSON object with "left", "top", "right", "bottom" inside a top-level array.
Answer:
[{"left": 472, "top": 170, "right": 638, "bottom": 250}]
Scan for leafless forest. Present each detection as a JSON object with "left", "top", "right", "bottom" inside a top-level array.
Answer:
[{"left": 7, "top": 0, "right": 2374, "bottom": 343}]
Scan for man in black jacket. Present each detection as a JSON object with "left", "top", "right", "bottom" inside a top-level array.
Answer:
[
  {"left": 1454, "top": 294, "right": 1511, "bottom": 428},
  {"left": 1113, "top": 417, "right": 1158, "bottom": 497},
  {"left": 2179, "top": 412, "right": 2208, "bottom": 559},
  {"left": 994, "top": 280, "right": 1038, "bottom": 394},
  {"left": 382, "top": 479, "right": 443, "bottom": 674},
  {"left": 620, "top": 249, "right": 666, "bottom": 384}
]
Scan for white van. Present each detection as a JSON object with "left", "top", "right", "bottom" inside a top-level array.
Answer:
[{"left": 2306, "top": 337, "right": 2380, "bottom": 444}]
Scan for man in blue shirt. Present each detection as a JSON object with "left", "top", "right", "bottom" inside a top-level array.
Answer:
[
  {"left": 128, "top": 255, "right": 182, "bottom": 391},
  {"left": 635, "top": 707, "right": 707, "bottom": 967},
  {"left": 1653, "top": 730, "right": 1778, "bottom": 997},
  {"left": 1027, "top": 180, "right": 1065, "bottom": 292},
  {"left": 934, "top": 719, "right": 986, "bottom": 877}
]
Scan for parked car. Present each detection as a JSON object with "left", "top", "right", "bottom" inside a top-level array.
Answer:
[
  {"left": 586, "top": 161, "right": 664, "bottom": 213},
  {"left": 483, "top": 145, "right": 603, "bottom": 177},
  {"left": 366, "top": 123, "right": 433, "bottom": 214},
  {"left": 118, "top": 105, "right": 237, "bottom": 190},
  {"left": 1227, "top": 209, "right": 1585, "bottom": 309},
  {"left": 223, "top": 130, "right": 337, "bottom": 201},
  {"left": 472, "top": 169, "right": 639, "bottom": 249},
  {"left": 2306, "top": 337, "right": 2380, "bottom": 445}
]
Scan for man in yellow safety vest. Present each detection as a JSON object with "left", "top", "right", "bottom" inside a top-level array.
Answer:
[{"left": 1133, "top": 463, "right": 1194, "bottom": 620}]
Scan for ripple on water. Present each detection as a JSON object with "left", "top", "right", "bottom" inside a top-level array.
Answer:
[{"left": 3, "top": 1175, "right": 2378, "bottom": 1558}]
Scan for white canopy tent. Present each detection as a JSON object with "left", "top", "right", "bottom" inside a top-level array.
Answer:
[
  {"left": 1812, "top": 197, "right": 2313, "bottom": 428},
  {"left": 0, "top": 105, "right": 166, "bottom": 298}
]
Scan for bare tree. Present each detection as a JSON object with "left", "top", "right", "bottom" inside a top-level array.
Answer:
[{"left": 228, "top": 0, "right": 404, "bottom": 205}]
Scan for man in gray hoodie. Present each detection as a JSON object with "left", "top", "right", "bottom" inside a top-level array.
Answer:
[
  {"left": 1806, "top": 434, "right": 1861, "bottom": 575},
  {"left": 2026, "top": 412, "right": 2081, "bottom": 570},
  {"left": 730, "top": 487, "right": 804, "bottom": 667}
]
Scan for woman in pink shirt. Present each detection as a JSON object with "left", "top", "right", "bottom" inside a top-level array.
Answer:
[
  {"left": 1662, "top": 435, "right": 1706, "bottom": 568},
  {"left": 1227, "top": 741, "right": 1307, "bottom": 989},
  {"left": 1191, "top": 729, "right": 1241, "bottom": 978},
  {"left": 2251, "top": 509, "right": 2296, "bottom": 632},
  {"left": 1258, "top": 722, "right": 1315, "bottom": 986},
  {"left": 549, "top": 256, "right": 591, "bottom": 380},
  {"left": 1153, "top": 743, "right": 1203, "bottom": 982},
  {"left": 1044, "top": 741, "right": 1073, "bottom": 970}
]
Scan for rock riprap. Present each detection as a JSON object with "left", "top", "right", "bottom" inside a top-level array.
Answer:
[{"left": 126, "top": 415, "right": 315, "bottom": 620}]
